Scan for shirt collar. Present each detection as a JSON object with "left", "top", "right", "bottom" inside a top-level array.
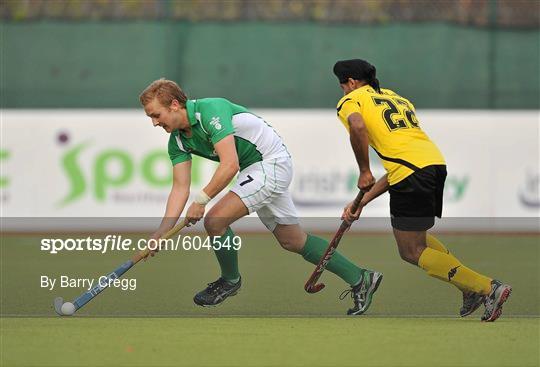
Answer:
[{"left": 185, "top": 100, "right": 199, "bottom": 126}]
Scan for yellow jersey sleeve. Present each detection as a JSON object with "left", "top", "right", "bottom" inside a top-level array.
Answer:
[{"left": 336, "top": 97, "right": 361, "bottom": 132}]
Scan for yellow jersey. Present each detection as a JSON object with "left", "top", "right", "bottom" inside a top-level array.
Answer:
[{"left": 336, "top": 85, "right": 445, "bottom": 185}]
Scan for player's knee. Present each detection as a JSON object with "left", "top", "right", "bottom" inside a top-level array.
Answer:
[
  {"left": 204, "top": 216, "right": 227, "bottom": 237},
  {"left": 277, "top": 238, "right": 303, "bottom": 253},
  {"left": 398, "top": 248, "right": 414, "bottom": 264},
  {"left": 398, "top": 245, "right": 424, "bottom": 265},
  {"left": 273, "top": 225, "right": 307, "bottom": 254}
]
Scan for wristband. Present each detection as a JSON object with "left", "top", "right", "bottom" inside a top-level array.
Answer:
[{"left": 194, "top": 190, "right": 211, "bottom": 205}]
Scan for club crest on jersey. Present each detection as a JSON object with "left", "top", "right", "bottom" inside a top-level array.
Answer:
[{"left": 209, "top": 116, "right": 222, "bottom": 130}]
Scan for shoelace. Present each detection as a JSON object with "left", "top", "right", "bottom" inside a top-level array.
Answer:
[
  {"left": 483, "top": 284, "right": 497, "bottom": 310},
  {"left": 339, "top": 289, "right": 353, "bottom": 301},
  {"left": 484, "top": 295, "right": 495, "bottom": 309},
  {"left": 339, "top": 284, "right": 367, "bottom": 304},
  {"left": 463, "top": 293, "right": 479, "bottom": 308},
  {"left": 206, "top": 280, "right": 226, "bottom": 295}
]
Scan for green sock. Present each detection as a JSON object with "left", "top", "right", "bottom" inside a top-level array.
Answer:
[
  {"left": 213, "top": 227, "right": 240, "bottom": 282},
  {"left": 301, "top": 234, "right": 366, "bottom": 286}
]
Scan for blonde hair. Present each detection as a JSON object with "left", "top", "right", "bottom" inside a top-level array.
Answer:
[{"left": 139, "top": 78, "right": 188, "bottom": 107}]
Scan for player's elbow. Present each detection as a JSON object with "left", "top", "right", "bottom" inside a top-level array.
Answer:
[
  {"left": 220, "top": 160, "right": 240, "bottom": 175},
  {"left": 349, "top": 121, "right": 366, "bottom": 134}
]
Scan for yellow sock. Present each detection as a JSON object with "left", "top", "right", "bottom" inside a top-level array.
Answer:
[
  {"left": 426, "top": 234, "right": 451, "bottom": 254},
  {"left": 418, "top": 247, "right": 492, "bottom": 295},
  {"left": 426, "top": 234, "right": 465, "bottom": 291}
]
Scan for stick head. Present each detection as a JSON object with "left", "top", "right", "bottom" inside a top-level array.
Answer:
[
  {"left": 53, "top": 297, "right": 64, "bottom": 316},
  {"left": 305, "top": 282, "right": 325, "bottom": 293}
]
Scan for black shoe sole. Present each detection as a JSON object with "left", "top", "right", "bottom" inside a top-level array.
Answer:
[{"left": 193, "top": 289, "right": 240, "bottom": 307}]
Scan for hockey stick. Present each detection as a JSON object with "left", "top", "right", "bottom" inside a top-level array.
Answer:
[
  {"left": 53, "top": 220, "right": 187, "bottom": 316},
  {"left": 304, "top": 191, "right": 364, "bottom": 293}
]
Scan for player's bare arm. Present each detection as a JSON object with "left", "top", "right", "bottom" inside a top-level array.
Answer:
[
  {"left": 348, "top": 112, "right": 375, "bottom": 192},
  {"left": 360, "top": 174, "right": 389, "bottom": 206},
  {"left": 147, "top": 161, "right": 191, "bottom": 257},
  {"left": 156, "top": 161, "right": 191, "bottom": 235},
  {"left": 185, "top": 135, "right": 240, "bottom": 225},
  {"left": 342, "top": 174, "right": 389, "bottom": 223},
  {"left": 201, "top": 135, "right": 240, "bottom": 197}
]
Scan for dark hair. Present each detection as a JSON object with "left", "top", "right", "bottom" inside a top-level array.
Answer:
[{"left": 333, "top": 59, "right": 381, "bottom": 93}]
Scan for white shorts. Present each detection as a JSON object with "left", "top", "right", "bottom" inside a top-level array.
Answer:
[{"left": 231, "top": 157, "right": 299, "bottom": 231}]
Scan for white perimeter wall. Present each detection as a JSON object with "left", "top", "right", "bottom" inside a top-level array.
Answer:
[{"left": 1, "top": 109, "right": 538, "bottom": 231}]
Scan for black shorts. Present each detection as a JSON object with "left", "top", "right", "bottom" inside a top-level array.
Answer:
[{"left": 389, "top": 165, "right": 447, "bottom": 231}]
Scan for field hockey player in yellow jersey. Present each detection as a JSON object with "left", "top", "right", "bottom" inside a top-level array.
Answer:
[{"left": 333, "top": 59, "right": 512, "bottom": 321}]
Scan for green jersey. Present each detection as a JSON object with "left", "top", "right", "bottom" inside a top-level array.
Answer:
[{"left": 168, "top": 98, "right": 289, "bottom": 170}]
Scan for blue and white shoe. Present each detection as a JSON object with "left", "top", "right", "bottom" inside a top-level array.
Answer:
[{"left": 340, "top": 271, "right": 383, "bottom": 315}]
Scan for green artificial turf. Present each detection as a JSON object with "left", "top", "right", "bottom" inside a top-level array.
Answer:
[
  {"left": 1, "top": 233, "right": 538, "bottom": 366},
  {"left": 1, "top": 318, "right": 538, "bottom": 366}
]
